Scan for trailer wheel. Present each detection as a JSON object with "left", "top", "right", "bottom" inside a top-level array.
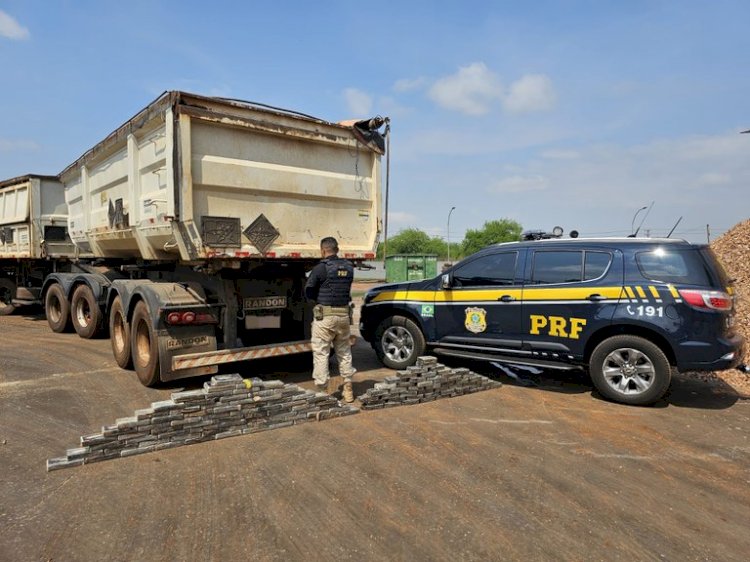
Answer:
[
  {"left": 0, "top": 278, "right": 17, "bottom": 316},
  {"left": 45, "top": 283, "right": 72, "bottom": 333},
  {"left": 109, "top": 296, "right": 132, "bottom": 369},
  {"left": 131, "top": 300, "right": 160, "bottom": 386},
  {"left": 71, "top": 284, "right": 104, "bottom": 339}
]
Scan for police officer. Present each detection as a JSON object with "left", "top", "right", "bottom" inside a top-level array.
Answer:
[{"left": 305, "top": 237, "right": 356, "bottom": 403}]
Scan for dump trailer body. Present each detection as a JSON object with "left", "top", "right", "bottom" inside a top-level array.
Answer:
[
  {"left": 0, "top": 175, "right": 79, "bottom": 312},
  {"left": 60, "top": 91, "right": 381, "bottom": 261},
  {"left": 0, "top": 175, "right": 75, "bottom": 260}
]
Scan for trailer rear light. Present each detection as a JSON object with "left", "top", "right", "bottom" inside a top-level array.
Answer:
[
  {"left": 365, "top": 253, "right": 375, "bottom": 259},
  {"left": 678, "top": 289, "right": 732, "bottom": 311},
  {"left": 194, "top": 313, "right": 217, "bottom": 324},
  {"left": 165, "top": 310, "right": 218, "bottom": 325}
]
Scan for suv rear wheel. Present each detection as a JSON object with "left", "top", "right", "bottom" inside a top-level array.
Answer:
[
  {"left": 374, "top": 316, "right": 425, "bottom": 369},
  {"left": 589, "top": 335, "right": 671, "bottom": 405}
]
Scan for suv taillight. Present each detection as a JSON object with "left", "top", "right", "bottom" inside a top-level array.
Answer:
[{"left": 678, "top": 289, "right": 733, "bottom": 311}]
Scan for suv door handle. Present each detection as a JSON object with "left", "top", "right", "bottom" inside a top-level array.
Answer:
[
  {"left": 498, "top": 295, "right": 515, "bottom": 302},
  {"left": 588, "top": 294, "right": 607, "bottom": 302}
]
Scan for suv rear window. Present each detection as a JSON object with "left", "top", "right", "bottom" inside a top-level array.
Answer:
[
  {"left": 531, "top": 250, "right": 612, "bottom": 284},
  {"left": 635, "top": 249, "right": 714, "bottom": 286},
  {"left": 584, "top": 251, "right": 612, "bottom": 280},
  {"left": 699, "top": 247, "right": 732, "bottom": 288}
]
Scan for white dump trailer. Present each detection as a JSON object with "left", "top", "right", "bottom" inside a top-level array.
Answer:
[
  {"left": 35, "top": 91, "right": 387, "bottom": 385},
  {"left": 0, "top": 175, "right": 79, "bottom": 314},
  {"left": 61, "top": 91, "right": 382, "bottom": 261}
]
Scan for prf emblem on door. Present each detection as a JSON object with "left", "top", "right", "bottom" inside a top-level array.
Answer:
[{"left": 464, "top": 307, "right": 487, "bottom": 333}]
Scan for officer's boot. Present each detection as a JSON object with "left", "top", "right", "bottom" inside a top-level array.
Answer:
[
  {"left": 315, "top": 380, "right": 329, "bottom": 394},
  {"left": 342, "top": 380, "right": 354, "bottom": 403}
]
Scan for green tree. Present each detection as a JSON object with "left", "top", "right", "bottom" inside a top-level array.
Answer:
[
  {"left": 377, "top": 228, "right": 454, "bottom": 258},
  {"left": 378, "top": 228, "right": 430, "bottom": 257},
  {"left": 425, "top": 237, "right": 447, "bottom": 257},
  {"left": 462, "top": 219, "right": 523, "bottom": 256}
]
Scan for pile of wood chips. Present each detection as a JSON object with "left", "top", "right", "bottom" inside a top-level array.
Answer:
[{"left": 703, "top": 219, "right": 750, "bottom": 396}]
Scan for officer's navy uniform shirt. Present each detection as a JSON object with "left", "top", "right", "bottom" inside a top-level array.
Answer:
[{"left": 305, "top": 255, "right": 354, "bottom": 306}]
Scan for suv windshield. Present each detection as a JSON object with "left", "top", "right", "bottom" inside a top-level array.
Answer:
[{"left": 635, "top": 248, "right": 715, "bottom": 286}]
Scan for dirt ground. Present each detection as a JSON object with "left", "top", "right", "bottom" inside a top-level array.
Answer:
[{"left": 1, "top": 306, "right": 749, "bottom": 561}]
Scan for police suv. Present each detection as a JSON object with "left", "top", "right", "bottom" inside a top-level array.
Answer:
[{"left": 359, "top": 236, "right": 745, "bottom": 405}]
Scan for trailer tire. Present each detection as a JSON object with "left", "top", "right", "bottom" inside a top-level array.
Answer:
[
  {"left": 131, "top": 300, "right": 160, "bottom": 386},
  {"left": 0, "top": 278, "right": 17, "bottom": 316},
  {"left": 45, "top": 283, "right": 72, "bottom": 333},
  {"left": 109, "top": 296, "right": 132, "bottom": 369},
  {"left": 71, "top": 284, "right": 104, "bottom": 339}
]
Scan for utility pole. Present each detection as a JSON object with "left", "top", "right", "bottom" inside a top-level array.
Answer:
[
  {"left": 447, "top": 206, "right": 456, "bottom": 264},
  {"left": 382, "top": 120, "right": 391, "bottom": 264}
]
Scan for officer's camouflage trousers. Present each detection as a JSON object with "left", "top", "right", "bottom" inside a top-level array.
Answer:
[{"left": 311, "top": 315, "right": 356, "bottom": 386}]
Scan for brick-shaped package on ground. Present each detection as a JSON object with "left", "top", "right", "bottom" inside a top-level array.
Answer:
[
  {"left": 47, "top": 375, "right": 358, "bottom": 471},
  {"left": 358, "top": 356, "right": 502, "bottom": 410}
]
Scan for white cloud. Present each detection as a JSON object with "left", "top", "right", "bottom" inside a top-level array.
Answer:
[
  {"left": 0, "top": 10, "right": 29, "bottom": 40},
  {"left": 393, "top": 77, "right": 427, "bottom": 93},
  {"left": 426, "top": 65, "right": 556, "bottom": 116},
  {"left": 0, "top": 139, "right": 38, "bottom": 151},
  {"left": 388, "top": 211, "right": 418, "bottom": 225},
  {"left": 489, "top": 175, "right": 549, "bottom": 194},
  {"left": 343, "top": 88, "right": 373, "bottom": 117},
  {"left": 428, "top": 62, "right": 504, "bottom": 116},
  {"left": 503, "top": 74, "right": 556, "bottom": 114},
  {"left": 696, "top": 172, "right": 731, "bottom": 187}
]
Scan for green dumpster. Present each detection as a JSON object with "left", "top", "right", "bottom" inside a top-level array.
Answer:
[{"left": 385, "top": 254, "right": 438, "bottom": 283}]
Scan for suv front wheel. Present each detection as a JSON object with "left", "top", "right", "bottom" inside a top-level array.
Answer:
[
  {"left": 374, "top": 315, "right": 426, "bottom": 369},
  {"left": 589, "top": 335, "right": 672, "bottom": 406}
]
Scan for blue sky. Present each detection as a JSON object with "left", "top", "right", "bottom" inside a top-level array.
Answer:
[{"left": 1, "top": 0, "right": 749, "bottom": 243}]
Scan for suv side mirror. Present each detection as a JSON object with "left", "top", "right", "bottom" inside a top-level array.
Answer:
[{"left": 441, "top": 273, "right": 452, "bottom": 289}]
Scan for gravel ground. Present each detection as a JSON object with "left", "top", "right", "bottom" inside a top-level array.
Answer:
[{"left": 697, "top": 219, "right": 750, "bottom": 397}]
